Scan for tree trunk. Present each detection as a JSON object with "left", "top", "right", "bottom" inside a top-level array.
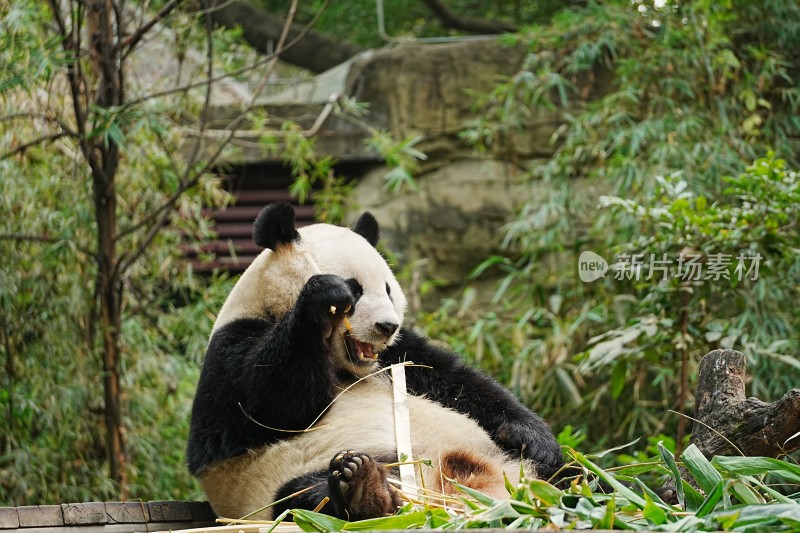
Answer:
[
  {"left": 658, "top": 349, "right": 800, "bottom": 503},
  {"left": 87, "top": 0, "right": 127, "bottom": 494},
  {"left": 95, "top": 177, "right": 127, "bottom": 493},
  {"left": 689, "top": 349, "right": 800, "bottom": 458}
]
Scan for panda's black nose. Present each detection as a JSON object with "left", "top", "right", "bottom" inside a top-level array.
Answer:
[{"left": 375, "top": 321, "right": 399, "bottom": 337}]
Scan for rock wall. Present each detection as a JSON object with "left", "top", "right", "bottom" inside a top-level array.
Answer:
[
  {"left": 350, "top": 160, "right": 528, "bottom": 284},
  {"left": 343, "top": 39, "right": 589, "bottom": 292}
]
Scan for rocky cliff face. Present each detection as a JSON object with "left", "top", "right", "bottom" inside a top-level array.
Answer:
[
  {"left": 342, "top": 39, "right": 591, "bottom": 293},
  {"left": 351, "top": 159, "right": 528, "bottom": 284},
  {"left": 209, "top": 38, "right": 606, "bottom": 295}
]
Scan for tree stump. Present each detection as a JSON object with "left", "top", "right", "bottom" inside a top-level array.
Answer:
[{"left": 690, "top": 349, "right": 800, "bottom": 458}]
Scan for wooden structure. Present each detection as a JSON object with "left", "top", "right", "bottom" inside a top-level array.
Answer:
[{"left": 191, "top": 166, "right": 315, "bottom": 273}]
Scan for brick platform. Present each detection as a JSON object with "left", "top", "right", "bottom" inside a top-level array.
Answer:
[{"left": 0, "top": 502, "right": 216, "bottom": 533}]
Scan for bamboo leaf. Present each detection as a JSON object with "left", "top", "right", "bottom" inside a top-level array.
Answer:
[
  {"left": 705, "top": 503, "right": 800, "bottom": 529},
  {"left": 694, "top": 480, "right": 724, "bottom": 518},
  {"left": 571, "top": 450, "right": 646, "bottom": 509},
  {"left": 341, "top": 508, "right": 450, "bottom": 530},
  {"left": 642, "top": 493, "right": 668, "bottom": 526},
  {"left": 712, "top": 455, "right": 800, "bottom": 484},
  {"left": 450, "top": 479, "right": 498, "bottom": 506},
  {"left": 291, "top": 509, "right": 346, "bottom": 532},
  {"left": 527, "top": 479, "right": 562, "bottom": 507},
  {"left": 682, "top": 444, "right": 723, "bottom": 495}
]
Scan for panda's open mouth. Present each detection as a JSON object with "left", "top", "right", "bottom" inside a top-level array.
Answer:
[{"left": 344, "top": 332, "right": 378, "bottom": 363}]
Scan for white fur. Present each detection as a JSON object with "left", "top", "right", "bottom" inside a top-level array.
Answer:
[
  {"left": 200, "top": 376, "right": 531, "bottom": 519},
  {"left": 214, "top": 222, "right": 406, "bottom": 337},
  {"left": 202, "top": 220, "right": 524, "bottom": 520}
]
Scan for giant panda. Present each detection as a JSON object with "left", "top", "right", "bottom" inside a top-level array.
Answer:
[{"left": 186, "top": 202, "right": 563, "bottom": 521}]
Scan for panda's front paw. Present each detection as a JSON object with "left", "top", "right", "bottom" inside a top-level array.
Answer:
[
  {"left": 328, "top": 450, "right": 400, "bottom": 520},
  {"left": 301, "top": 274, "right": 355, "bottom": 337},
  {"left": 496, "top": 420, "right": 564, "bottom": 475}
]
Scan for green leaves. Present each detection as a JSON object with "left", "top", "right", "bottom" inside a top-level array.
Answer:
[
  {"left": 448, "top": 0, "right": 800, "bottom": 451},
  {"left": 682, "top": 445, "right": 724, "bottom": 495},
  {"left": 271, "top": 446, "right": 800, "bottom": 532},
  {"left": 712, "top": 456, "right": 800, "bottom": 485},
  {"left": 366, "top": 132, "right": 426, "bottom": 193}
]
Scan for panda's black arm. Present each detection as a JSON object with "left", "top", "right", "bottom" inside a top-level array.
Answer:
[
  {"left": 382, "top": 328, "right": 564, "bottom": 477},
  {"left": 187, "top": 274, "right": 354, "bottom": 474}
]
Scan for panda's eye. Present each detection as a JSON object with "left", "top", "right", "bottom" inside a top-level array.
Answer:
[
  {"left": 345, "top": 278, "right": 363, "bottom": 302},
  {"left": 386, "top": 282, "right": 391, "bottom": 297}
]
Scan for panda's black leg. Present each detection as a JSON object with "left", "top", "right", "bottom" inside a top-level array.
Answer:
[
  {"left": 272, "top": 469, "right": 335, "bottom": 518},
  {"left": 272, "top": 451, "right": 401, "bottom": 521}
]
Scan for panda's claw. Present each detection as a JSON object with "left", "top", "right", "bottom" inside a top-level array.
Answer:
[{"left": 328, "top": 450, "right": 401, "bottom": 520}]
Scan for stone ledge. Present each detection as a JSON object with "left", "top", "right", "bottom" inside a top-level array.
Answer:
[
  {"left": 17, "top": 507, "right": 63, "bottom": 529},
  {"left": 0, "top": 502, "right": 215, "bottom": 533},
  {"left": 62, "top": 503, "right": 106, "bottom": 526}
]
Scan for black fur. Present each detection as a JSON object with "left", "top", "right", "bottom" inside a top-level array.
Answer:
[
  {"left": 352, "top": 212, "right": 379, "bottom": 247},
  {"left": 273, "top": 451, "right": 400, "bottom": 520},
  {"left": 253, "top": 202, "right": 300, "bottom": 250},
  {"left": 272, "top": 468, "right": 334, "bottom": 517},
  {"left": 186, "top": 274, "right": 355, "bottom": 475},
  {"left": 187, "top": 206, "right": 564, "bottom": 518},
  {"left": 381, "top": 329, "right": 564, "bottom": 480}
]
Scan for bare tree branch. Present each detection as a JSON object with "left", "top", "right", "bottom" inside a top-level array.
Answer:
[
  {"left": 116, "top": 0, "right": 214, "bottom": 278},
  {"left": 420, "top": 0, "right": 519, "bottom": 34},
  {"left": 120, "top": 0, "right": 327, "bottom": 112},
  {"left": 202, "top": 0, "right": 361, "bottom": 73},
  {"left": 0, "top": 132, "right": 75, "bottom": 160},
  {"left": 122, "top": 0, "right": 182, "bottom": 59},
  {"left": 117, "top": 0, "right": 301, "bottom": 275}
]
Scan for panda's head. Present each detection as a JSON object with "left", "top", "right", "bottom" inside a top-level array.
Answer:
[{"left": 213, "top": 203, "right": 407, "bottom": 376}]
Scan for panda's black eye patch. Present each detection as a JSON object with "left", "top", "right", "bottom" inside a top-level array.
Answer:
[
  {"left": 386, "top": 282, "right": 391, "bottom": 297},
  {"left": 345, "top": 278, "right": 363, "bottom": 302}
]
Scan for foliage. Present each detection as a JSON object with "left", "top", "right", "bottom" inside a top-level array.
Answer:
[
  {"left": 0, "top": 0, "right": 428, "bottom": 504},
  {"left": 2, "top": 0, "right": 798, "bottom": 511},
  {"left": 596, "top": 154, "right": 800, "bottom": 399},
  {"left": 452, "top": 0, "right": 800, "bottom": 447},
  {"left": 0, "top": 0, "right": 240, "bottom": 503},
  {"left": 269, "top": 445, "right": 800, "bottom": 531},
  {"left": 259, "top": 96, "right": 427, "bottom": 224},
  {"left": 0, "top": 117, "right": 229, "bottom": 502},
  {"left": 252, "top": 0, "right": 565, "bottom": 48}
]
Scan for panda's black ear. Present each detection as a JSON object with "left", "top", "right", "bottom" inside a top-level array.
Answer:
[
  {"left": 253, "top": 203, "right": 300, "bottom": 250},
  {"left": 353, "top": 212, "right": 379, "bottom": 247}
]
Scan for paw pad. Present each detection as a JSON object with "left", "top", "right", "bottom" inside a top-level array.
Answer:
[
  {"left": 330, "top": 450, "right": 372, "bottom": 498},
  {"left": 328, "top": 450, "right": 399, "bottom": 520}
]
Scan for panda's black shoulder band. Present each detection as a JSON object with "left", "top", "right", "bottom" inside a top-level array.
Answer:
[
  {"left": 253, "top": 202, "right": 301, "bottom": 250},
  {"left": 353, "top": 212, "right": 380, "bottom": 247}
]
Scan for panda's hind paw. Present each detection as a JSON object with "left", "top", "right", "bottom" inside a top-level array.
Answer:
[{"left": 328, "top": 450, "right": 400, "bottom": 520}]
